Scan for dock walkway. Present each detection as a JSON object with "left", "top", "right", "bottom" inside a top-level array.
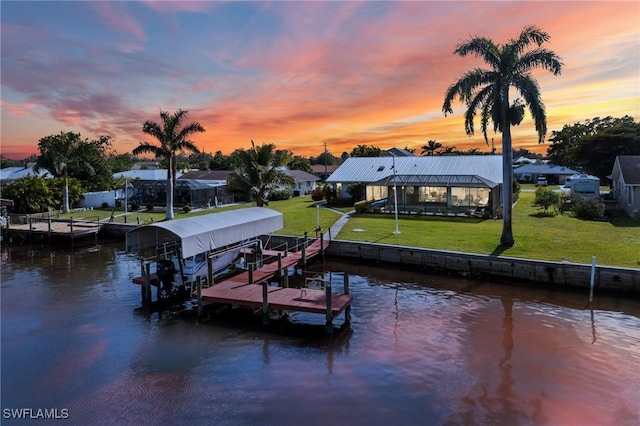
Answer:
[{"left": 201, "top": 238, "right": 352, "bottom": 316}]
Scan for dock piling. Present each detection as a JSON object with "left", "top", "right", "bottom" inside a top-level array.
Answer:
[
  {"left": 344, "top": 272, "right": 351, "bottom": 325},
  {"left": 262, "top": 281, "right": 269, "bottom": 325},
  {"left": 325, "top": 281, "right": 333, "bottom": 334},
  {"left": 196, "top": 276, "right": 203, "bottom": 317},
  {"left": 143, "top": 262, "right": 151, "bottom": 307}
]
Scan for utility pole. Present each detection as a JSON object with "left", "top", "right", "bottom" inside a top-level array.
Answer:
[{"left": 324, "top": 141, "right": 327, "bottom": 179}]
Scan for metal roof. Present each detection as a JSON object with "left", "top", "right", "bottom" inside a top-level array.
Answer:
[
  {"left": 113, "top": 169, "right": 183, "bottom": 181},
  {"left": 126, "top": 207, "right": 283, "bottom": 258},
  {"left": 326, "top": 155, "right": 503, "bottom": 187},
  {"left": 513, "top": 163, "right": 578, "bottom": 175}
]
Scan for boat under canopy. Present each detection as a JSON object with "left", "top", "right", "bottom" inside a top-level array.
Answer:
[{"left": 126, "top": 207, "right": 283, "bottom": 258}]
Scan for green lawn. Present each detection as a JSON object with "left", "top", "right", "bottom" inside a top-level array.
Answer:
[
  {"left": 56, "top": 192, "right": 639, "bottom": 268},
  {"left": 339, "top": 192, "right": 639, "bottom": 268}
]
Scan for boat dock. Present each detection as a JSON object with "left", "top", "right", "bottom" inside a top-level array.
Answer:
[
  {"left": 128, "top": 208, "right": 353, "bottom": 333},
  {"left": 5, "top": 216, "right": 102, "bottom": 246},
  {"left": 202, "top": 237, "right": 352, "bottom": 332}
]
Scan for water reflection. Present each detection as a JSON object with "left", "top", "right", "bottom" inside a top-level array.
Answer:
[{"left": 1, "top": 243, "right": 639, "bottom": 425}]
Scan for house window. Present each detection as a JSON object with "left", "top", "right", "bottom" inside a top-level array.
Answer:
[
  {"left": 451, "top": 187, "right": 490, "bottom": 206},
  {"left": 366, "top": 185, "right": 388, "bottom": 201},
  {"left": 419, "top": 186, "right": 446, "bottom": 203}
]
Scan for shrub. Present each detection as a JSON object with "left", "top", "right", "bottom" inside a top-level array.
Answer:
[
  {"left": 416, "top": 208, "right": 424, "bottom": 216},
  {"left": 146, "top": 204, "right": 154, "bottom": 212},
  {"left": 182, "top": 204, "right": 191, "bottom": 213},
  {"left": 513, "top": 180, "right": 521, "bottom": 203},
  {"left": 347, "top": 182, "right": 365, "bottom": 203},
  {"left": 101, "top": 202, "right": 109, "bottom": 209},
  {"left": 130, "top": 202, "right": 139, "bottom": 211},
  {"left": 534, "top": 187, "right": 560, "bottom": 215},
  {"left": 354, "top": 200, "right": 368, "bottom": 214},
  {"left": 310, "top": 187, "right": 324, "bottom": 201},
  {"left": 572, "top": 198, "right": 605, "bottom": 220},
  {"left": 323, "top": 186, "right": 338, "bottom": 204},
  {"left": 268, "top": 189, "right": 292, "bottom": 201}
]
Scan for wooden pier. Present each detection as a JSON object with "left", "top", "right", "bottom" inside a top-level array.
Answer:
[
  {"left": 134, "top": 234, "right": 353, "bottom": 333},
  {"left": 200, "top": 238, "right": 352, "bottom": 332},
  {"left": 5, "top": 216, "right": 101, "bottom": 246}
]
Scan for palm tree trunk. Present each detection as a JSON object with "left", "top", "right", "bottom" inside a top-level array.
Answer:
[
  {"left": 166, "top": 163, "right": 174, "bottom": 220},
  {"left": 63, "top": 173, "right": 70, "bottom": 213},
  {"left": 500, "top": 124, "right": 515, "bottom": 247}
]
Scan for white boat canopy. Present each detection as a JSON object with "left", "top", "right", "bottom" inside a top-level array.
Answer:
[{"left": 126, "top": 207, "right": 283, "bottom": 258}]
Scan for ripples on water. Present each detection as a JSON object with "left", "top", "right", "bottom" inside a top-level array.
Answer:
[{"left": 1, "top": 242, "right": 639, "bottom": 425}]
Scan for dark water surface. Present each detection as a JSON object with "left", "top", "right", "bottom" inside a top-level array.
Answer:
[{"left": 1, "top": 241, "right": 639, "bottom": 425}]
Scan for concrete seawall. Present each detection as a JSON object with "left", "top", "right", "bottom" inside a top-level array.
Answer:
[
  {"left": 102, "top": 224, "right": 639, "bottom": 294},
  {"left": 266, "top": 235, "right": 640, "bottom": 295}
]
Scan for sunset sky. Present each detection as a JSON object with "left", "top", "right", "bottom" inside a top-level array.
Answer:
[{"left": 1, "top": 1, "right": 639, "bottom": 160}]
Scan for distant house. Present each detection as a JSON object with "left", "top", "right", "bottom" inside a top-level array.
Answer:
[
  {"left": 513, "top": 163, "right": 578, "bottom": 184},
  {"left": 611, "top": 156, "right": 640, "bottom": 218},
  {"left": 311, "top": 164, "right": 339, "bottom": 181},
  {"left": 179, "top": 168, "right": 319, "bottom": 200},
  {"left": 0, "top": 166, "right": 50, "bottom": 186},
  {"left": 326, "top": 155, "right": 503, "bottom": 216},
  {"left": 286, "top": 169, "right": 320, "bottom": 195}
]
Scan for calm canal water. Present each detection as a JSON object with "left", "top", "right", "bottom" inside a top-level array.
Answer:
[{"left": 1, "top": 241, "right": 639, "bottom": 425}]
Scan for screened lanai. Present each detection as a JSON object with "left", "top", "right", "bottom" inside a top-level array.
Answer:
[
  {"left": 326, "top": 155, "right": 504, "bottom": 218},
  {"left": 379, "top": 174, "right": 500, "bottom": 216},
  {"left": 131, "top": 179, "right": 233, "bottom": 209}
]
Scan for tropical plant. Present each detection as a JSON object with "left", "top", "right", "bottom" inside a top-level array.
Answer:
[
  {"left": 346, "top": 182, "right": 365, "bottom": 202},
  {"left": 288, "top": 155, "right": 313, "bottom": 173},
  {"left": 227, "top": 141, "right": 294, "bottom": 207},
  {"left": 442, "top": 25, "right": 563, "bottom": 247},
  {"left": 132, "top": 109, "right": 204, "bottom": 219},
  {"left": 350, "top": 144, "right": 384, "bottom": 157},
  {"left": 34, "top": 132, "right": 113, "bottom": 212},
  {"left": 0, "top": 176, "right": 54, "bottom": 214},
  {"left": 421, "top": 140, "right": 443, "bottom": 156}
]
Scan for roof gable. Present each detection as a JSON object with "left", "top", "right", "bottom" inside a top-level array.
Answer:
[{"left": 615, "top": 155, "right": 640, "bottom": 185}]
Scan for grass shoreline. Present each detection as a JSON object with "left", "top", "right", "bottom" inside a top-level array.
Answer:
[{"left": 54, "top": 192, "right": 639, "bottom": 269}]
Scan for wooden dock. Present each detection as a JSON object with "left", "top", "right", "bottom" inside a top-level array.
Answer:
[
  {"left": 134, "top": 236, "right": 353, "bottom": 332},
  {"left": 6, "top": 217, "right": 101, "bottom": 245},
  {"left": 201, "top": 239, "right": 353, "bottom": 316}
]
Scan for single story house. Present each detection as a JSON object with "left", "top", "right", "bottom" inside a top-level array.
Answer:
[
  {"left": 285, "top": 169, "right": 320, "bottom": 195},
  {"left": 513, "top": 163, "right": 578, "bottom": 184},
  {"left": 611, "top": 155, "right": 640, "bottom": 218},
  {"left": 326, "top": 155, "right": 503, "bottom": 216},
  {"left": 180, "top": 168, "right": 319, "bottom": 198}
]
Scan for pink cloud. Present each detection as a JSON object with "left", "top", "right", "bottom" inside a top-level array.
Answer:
[{"left": 90, "top": 2, "right": 146, "bottom": 51}]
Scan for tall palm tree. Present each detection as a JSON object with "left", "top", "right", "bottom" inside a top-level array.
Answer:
[
  {"left": 133, "top": 109, "right": 204, "bottom": 219},
  {"left": 442, "top": 25, "right": 562, "bottom": 247},
  {"left": 34, "top": 131, "right": 95, "bottom": 213},
  {"left": 228, "top": 141, "right": 294, "bottom": 207},
  {"left": 420, "top": 140, "right": 443, "bottom": 156}
]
